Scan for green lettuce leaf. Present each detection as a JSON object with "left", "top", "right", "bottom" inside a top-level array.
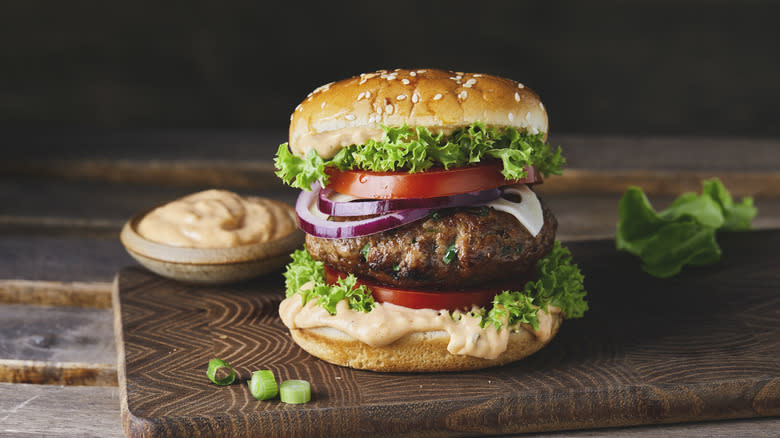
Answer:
[
  {"left": 616, "top": 178, "right": 757, "bottom": 278},
  {"left": 275, "top": 122, "right": 565, "bottom": 190},
  {"left": 282, "top": 241, "right": 587, "bottom": 331},
  {"left": 282, "top": 249, "right": 375, "bottom": 313},
  {"left": 482, "top": 241, "right": 588, "bottom": 330}
]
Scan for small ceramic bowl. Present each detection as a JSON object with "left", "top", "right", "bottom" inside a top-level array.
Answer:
[{"left": 120, "top": 205, "right": 304, "bottom": 284}]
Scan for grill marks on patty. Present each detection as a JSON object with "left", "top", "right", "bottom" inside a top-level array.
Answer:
[{"left": 305, "top": 205, "right": 557, "bottom": 289}]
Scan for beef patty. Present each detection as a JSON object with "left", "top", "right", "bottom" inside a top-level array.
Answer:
[{"left": 305, "top": 205, "right": 557, "bottom": 289}]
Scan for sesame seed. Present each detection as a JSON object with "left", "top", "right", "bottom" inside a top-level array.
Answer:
[
  {"left": 345, "top": 114, "right": 356, "bottom": 121},
  {"left": 540, "top": 102, "right": 545, "bottom": 110},
  {"left": 313, "top": 82, "right": 333, "bottom": 94},
  {"left": 518, "top": 83, "right": 525, "bottom": 89},
  {"left": 525, "top": 112, "right": 531, "bottom": 121},
  {"left": 412, "top": 92, "right": 420, "bottom": 103},
  {"left": 359, "top": 73, "right": 378, "bottom": 84},
  {"left": 473, "top": 74, "right": 483, "bottom": 78},
  {"left": 321, "top": 102, "right": 326, "bottom": 108},
  {"left": 290, "top": 114, "right": 294, "bottom": 121},
  {"left": 409, "top": 71, "right": 417, "bottom": 77},
  {"left": 397, "top": 94, "right": 407, "bottom": 100},
  {"left": 417, "top": 69, "right": 427, "bottom": 73},
  {"left": 295, "top": 104, "right": 303, "bottom": 112},
  {"left": 433, "top": 93, "right": 443, "bottom": 101},
  {"left": 377, "top": 105, "right": 383, "bottom": 115},
  {"left": 508, "top": 112, "right": 514, "bottom": 121},
  {"left": 458, "top": 90, "right": 468, "bottom": 100},
  {"left": 514, "top": 92, "right": 521, "bottom": 102},
  {"left": 368, "top": 114, "right": 377, "bottom": 123},
  {"left": 357, "top": 92, "right": 365, "bottom": 100},
  {"left": 401, "top": 78, "right": 410, "bottom": 85},
  {"left": 385, "top": 104, "right": 394, "bottom": 114},
  {"left": 463, "top": 78, "right": 477, "bottom": 88}
]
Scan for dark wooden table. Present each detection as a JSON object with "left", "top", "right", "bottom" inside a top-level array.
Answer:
[{"left": 1, "top": 131, "right": 779, "bottom": 437}]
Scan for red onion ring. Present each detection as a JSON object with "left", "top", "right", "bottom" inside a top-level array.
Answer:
[
  {"left": 318, "top": 187, "right": 502, "bottom": 216},
  {"left": 295, "top": 184, "right": 433, "bottom": 239}
]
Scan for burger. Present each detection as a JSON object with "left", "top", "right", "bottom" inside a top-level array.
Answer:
[{"left": 274, "top": 69, "right": 587, "bottom": 372}]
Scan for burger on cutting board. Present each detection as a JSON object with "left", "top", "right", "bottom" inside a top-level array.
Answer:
[{"left": 274, "top": 68, "right": 587, "bottom": 372}]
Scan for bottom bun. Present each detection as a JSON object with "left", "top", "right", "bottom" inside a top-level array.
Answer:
[{"left": 287, "top": 315, "right": 562, "bottom": 372}]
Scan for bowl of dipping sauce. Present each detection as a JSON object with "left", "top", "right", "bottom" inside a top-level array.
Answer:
[{"left": 120, "top": 189, "right": 303, "bottom": 284}]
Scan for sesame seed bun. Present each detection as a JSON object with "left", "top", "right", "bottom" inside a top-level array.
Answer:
[
  {"left": 289, "top": 69, "right": 549, "bottom": 159},
  {"left": 287, "top": 314, "right": 562, "bottom": 372}
]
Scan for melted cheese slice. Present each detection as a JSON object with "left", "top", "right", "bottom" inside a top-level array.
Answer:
[{"left": 483, "top": 184, "right": 544, "bottom": 236}]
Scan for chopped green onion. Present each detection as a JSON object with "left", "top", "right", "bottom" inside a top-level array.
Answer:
[
  {"left": 443, "top": 243, "right": 458, "bottom": 264},
  {"left": 206, "top": 358, "right": 236, "bottom": 386},
  {"left": 249, "top": 370, "right": 278, "bottom": 400},
  {"left": 280, "top": 379, "right": 311, "bottom": 404}
]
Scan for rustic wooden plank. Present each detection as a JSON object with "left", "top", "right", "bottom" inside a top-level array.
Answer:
[
  {"left": 6, "top": 162, "right": 780, "bottom": 196},
  {"left": 0, "top": 234, "right": 133, "bottom": 284},
  {"left": 0, "top": 280, "right": 112, "bottom": 307},
  {"left": 2, "top": 383, "right": 777, "bottom": 438},
  {"left": 2, "top": 135, "right": 780, "bottom": 192},
  {"left": 114, "top": 231, "right": 780, "bottom": 437},
  {"left": 0, "top": 304, "right": 116, "bottom": 385},
  {"left": 3, "top": 134, "right": 779, "bottom": 170},
  {"left": 0, "top": 359, "right": 116, "bottom": 387},
  {"left": 544, "top": 418, "right": 780, "bottom": 438},
  {"left": 4, "top": 159, "right": 287, "bottom": 191},
  {"left": 537, "top": 169, "right": 780, "bottom": 197},
  {"left": 0, "top": 383, "right": 123, "bottom": 437},
  {"left": 0, "top": 177, "right": 298, "bottom": 223}
]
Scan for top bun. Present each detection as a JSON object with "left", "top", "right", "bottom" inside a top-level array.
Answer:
[{"left": 289, "top": 69, "right": 549, "bottom": 159}]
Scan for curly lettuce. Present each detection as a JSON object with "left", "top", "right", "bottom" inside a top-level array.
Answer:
[
  {"left": 275, "top": 122, "right": 565, "bottom": 190},
  {"left": 481, "top": 241, "right": 588, "bottom": 330},
  {"left": 282, "top": 241, "right": 587, "bottom": 331},
  {"left": 282, "top": 249, "right": 375, "bottom": 314},
  {"left": 616, "top": 178, "right": 757, "bottom": 278}
]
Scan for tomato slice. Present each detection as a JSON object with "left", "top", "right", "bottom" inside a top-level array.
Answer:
[
  {"left": 324, "top": 265, "right": 533, "bottom": 312},
  {"left": 325, "top": 162, "right": 541, "bottom": 199}
]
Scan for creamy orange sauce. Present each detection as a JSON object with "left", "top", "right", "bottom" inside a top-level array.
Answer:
[
  {"left": 296, "top": 126, "right": 385, "bottom": 159},
  {"left": 137, "top": 189, "right": 295, "bottom": 248},
  {"left": 279, "top": 296, "right": 559, "bottom": 360},
  {"left": 294, "top": 125, "right": 462, "bottom": 159}
]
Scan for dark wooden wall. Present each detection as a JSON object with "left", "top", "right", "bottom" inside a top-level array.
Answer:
[{"left": 1, "top": 1, "right": 779, "bottom": 136}]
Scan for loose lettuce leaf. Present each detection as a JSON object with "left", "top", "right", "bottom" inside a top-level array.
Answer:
[
  {"left": 616, "top": 178, "right": 757, "bottom": 278},
  {"left": 275, "top": 122, "right": 565, "bottom": 190},
  {"left": 282, "top": 241, "right": 587, "bottom": 331}
]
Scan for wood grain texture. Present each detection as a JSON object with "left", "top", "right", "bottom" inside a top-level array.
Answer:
[
  {"left": 0, "top": 304, "right": 116, "bottom": 385},
  {"left": 0, "top": 280, "right": 112, "bottom": 307},
  {"left": 114, "top": 230, "right": 780, "bottom": 437},
  {"left": 1, "top": 384, "right": 777, "bottom": 438},
  {"left": 0, "top": 382, "right": 124, "bottom": 437},
  {"left": 0, "top": 359, "right": 116, "bottom": 387}
]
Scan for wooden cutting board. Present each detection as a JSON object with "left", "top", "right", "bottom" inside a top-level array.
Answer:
[{"left": 114, "top": 231, "right": 780, "bottom": 438}]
